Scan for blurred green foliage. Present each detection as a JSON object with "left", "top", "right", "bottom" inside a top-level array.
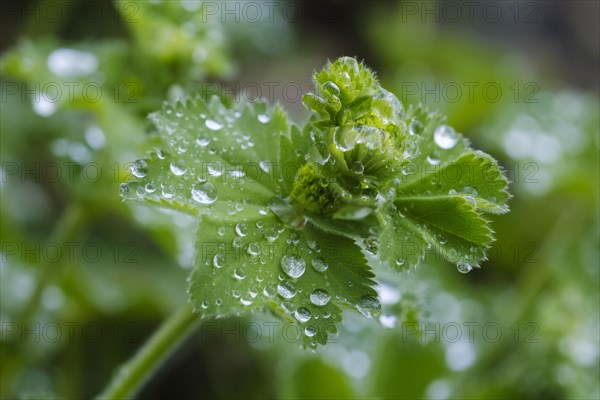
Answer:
[{"left": 1, "top": 1, "right": 598, "bottom": 399}]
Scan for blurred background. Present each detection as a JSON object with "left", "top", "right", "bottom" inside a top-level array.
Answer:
[{"left": 1, "top": 0, "right": 598, "bottom": 399}]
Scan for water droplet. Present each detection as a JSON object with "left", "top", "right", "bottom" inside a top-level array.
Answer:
[
  {"left": 207, "top": 163, "right": 223, "bottom": 177},
  {"left": 323, "top": 80, "right": 340, "bottom": 96},
  {"left": 409, "top": 120, "right": 423, "bottom": 135},
  {"left": 240, "top": 297, "right": 253, "bottom": 306},
  {"left": 191, "top": 182, "right": 218, "bottom": 204},
  {"left": 457, "top": 262, "right": 473, "bottom": 274},
  {"left": 130, "top": 159, "right": 148, "bottom": 178},
  {"left": 119, "top": 183, "right": 129, "bottom": 194},
  {"left": 217, "top": 227, "right": 226, "bottom": 236},
  {"left": 235, "top": 223, "right": 249, "bottom": 237},
  {"left": 257, "top": 114, "right": 270, "bottom": 124},
  {"left": 170, "top": 159, "right": 187, "bottom": 175},
  {"left": 201, "top": 301, "right": 209, "bottom": 309},
  {"left": 213, "top": 254, "right": 225, "bottom": 268},
  {"left": 259, "top": 160, "right": 271, "bottom": 173},
  {"left": 281, "top": 255, "right": 306, "bottom": 278},
  {"left": 448, "top": 189, "right": 458, "bottom": 196},
  {"left": 434, "top": 124, "right": 459, "bottom": 149},
  {"left": 351, "top": 161, "right": 364, "bottom": 174},
  {"left": 395, "top": 258, "right": 405, "bottom": 267},
  {"left": 426, "top": 156, "right": 440, "bottom": 165},
  {"left": 310, "top": 289, "right": 331, "bottom": 306},
  {"left": 234, "top": 267, "right": 246, "bottom": 280},
  {"left": 312, "top": 258, "right": 328, "bottom": 272},
  {"left": 205, "top": 119, "right": 223, "bottom": 131},
  {"left": 357, "top": 295, "right": 381, "bottom": 318},
  {"left": 309, "top": 142, "right": 330, "bottom": 164},
  {"left": 304, "top": 326, "right": 317, "bottom": 337},
  {"left": 295, "top": 307, "right": 312, "bottom": 323},
  {"left": 264, "top": 227, "right": 279, "bottom": 241},
  {"left": 334, "top": 126, "right": 358, "bottom": 151},
  {"left": 161, "top": 184, "right": 175, "bottom": 199},
  {"left": 247, "top": 242, "right": 261, "bottom": 256},
  {"left": 145, "top": 183, "right": 156, "bottom": 193},
  {"left": 277, "top": 281, "right": 297, "bottom": 299},
  {"left": 462, "top": 186, "right": 478, "bottom": 196},
  {"left": 196, "top": 137, "right": 210, "bottom": 147}
]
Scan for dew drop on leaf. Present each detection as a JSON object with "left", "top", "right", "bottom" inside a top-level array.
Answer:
[
  {"left": 235, "top": 223, "right": 249, "bottom": 237},
  {"left": 170, "top": 159, "right": 187, "bottom": 176},
  {"left": 294, "top": 307, "right": 312, "bottom": 323},
  {"left": 351, "top": 161, "right": 364, "bottom": 174},
  {"left": 310, "top": 289, "right": 331, "bottom": 306},
  {"left": 205, "top": 119, "right": 223, "bottom": 131},
  {"left": 145, "top": 183, "right": 156, "bottom": 193},
  {"left": 119, "top": 183, "right": 129, "bottom": 194},
  {"left": 304, "top": 326, "right": 317, "bottom": 337},
  {"left": 161, "top": 184, "right": 175, "bottom": 199},
  {"left": 130, "top": 159, "right": 148, "bottom": 178},
  {"left": 196, "top": 137, "right": 210, "bottom": 147},
  {"left": 277, "top": 281, "right": 297, "bottom": 299},
  {"left": 233, "top": 267, "right": 246, "bottom": 280},
  {"left": 434, "top": 124, "right": 459, "bottom": 149},
  {"left": 257, "top": 114, "right": 270, "bottom": 124},
  {"left": 457, "top": 262, "right": 473, "bottom": 274},
  {"left": 247, "top": 242, "right": 261, "bottom": 256},
  {"left": 309, "top": 142, "right": 330, "bottom": 165},
  {"left": 213, "top": 254, "right": 224, "bottom": 268},
  {"left": 240, "top": 297, "right": 253, "bottom": 306},
  {"left": 323, "top": 80, "right": 340, "bottom": 96},
  {"left": 264, "top": 227, "right": 279, "bottom": 241},
  {"left": 191, "top": 182, "right": 218, "bottom": 204},
  {"left": 357, "top": 295, "right": 381, "bottom": 318},
  {"left": 311, "top": 258, "right": 328, "bottom": 272},
  {"left": 281, "top": 255, "right": 306, "bottom": 278}
]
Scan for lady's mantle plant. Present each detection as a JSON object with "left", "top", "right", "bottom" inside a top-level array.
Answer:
[{"left": 121, "top": 57, "right": 510, "bottom": 348}]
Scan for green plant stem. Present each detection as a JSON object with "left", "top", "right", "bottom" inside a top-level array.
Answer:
[{"left": 96, "top": 302, "right": 200, "bottom": 400}]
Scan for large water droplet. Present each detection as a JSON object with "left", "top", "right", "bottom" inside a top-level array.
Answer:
[
  {"left": 131, "top": 160, "right": 148, "bottom": 178},
  {"left": 170, "top": 159, "right": 187, "bottom": 176},
  {"left": 309, "top": 142, "right": 330, "bottom": 165},
  {"left": 281, "top": 255, "right": 306, "bottom": 278},
  {"left": 357, "top": 295, "right": 381, "bottom": 317},
  {"left": 191, "top": 182, "right": 218, "bottom": 204},
  {"left": 310, "top": 289, "right": 331, "bottom": 306},
  {"left": 294, "top": 307, "right": 312, "bottom": 323},
  {"left": 205, "top": 119, "right": 223, "bottom": 131},
  {"left": 434, "top": 125, "right": 459, "bottom": 149}
]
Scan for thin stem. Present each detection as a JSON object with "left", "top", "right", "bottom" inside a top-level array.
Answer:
[{"left": 96, "top": 302, "right": 200, "bottom": 400}]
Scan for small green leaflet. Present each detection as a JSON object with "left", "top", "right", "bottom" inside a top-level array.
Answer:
[{"left": 121, "top": 57, "right": 510, "bottom": 347}]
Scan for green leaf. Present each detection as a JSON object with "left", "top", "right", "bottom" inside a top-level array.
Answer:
[
  {"left": 380, "top": 197, "right": 495, "bottom": 271},
  {"left": 189, "top": 213, "right": 378, "bottom": 348},
  {"left": 122, "top": 96, "right": 288, "bottom": 212}
]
